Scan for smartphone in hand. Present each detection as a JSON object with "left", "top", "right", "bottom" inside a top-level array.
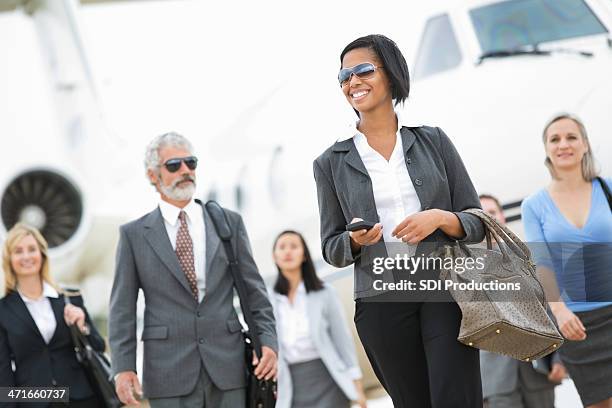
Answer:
[{"left": 346, "top": 220, "right": 377, "bottom": 232}]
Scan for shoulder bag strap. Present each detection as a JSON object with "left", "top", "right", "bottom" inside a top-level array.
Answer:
[{"left": 203, "top": 200, "right": 264, "bottom": 359}]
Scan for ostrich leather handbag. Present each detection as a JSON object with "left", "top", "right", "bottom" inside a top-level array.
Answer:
[{"left": 438, "top": 208, "right": 563, "bottom": 361}]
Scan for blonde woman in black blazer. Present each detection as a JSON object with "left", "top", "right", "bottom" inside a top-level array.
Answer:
[
  {"left": 313, "top": 34, "right": 485, "bottom": 407},
  {"left": 0, "top": 223, "right": 105, "bottom": 408}
]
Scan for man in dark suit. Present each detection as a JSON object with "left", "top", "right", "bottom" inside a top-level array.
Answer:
[
  {"left": 479, "top": 194, "right": 566, "bottom": 408},
  {"left": 109, "top": 132, "right": 277, "bottom": 407}
]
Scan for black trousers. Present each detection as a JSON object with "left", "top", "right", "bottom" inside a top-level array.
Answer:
[{"left": 355, "top": 299, "right": 482, "bottom": 408}]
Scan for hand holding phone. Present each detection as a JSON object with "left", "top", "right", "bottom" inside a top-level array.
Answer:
[{"left": 347, "top": 218, "right": 383, "bottom": 249}]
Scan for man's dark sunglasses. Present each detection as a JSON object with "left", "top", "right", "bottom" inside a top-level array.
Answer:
[
  {"left": 338, "top": 62, "right": 382, "bottom": 86},
  {"left": 163, "top": 156, "right": 198, "bottom": 172}
]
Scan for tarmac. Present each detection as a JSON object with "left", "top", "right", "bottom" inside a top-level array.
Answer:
[{"left": 363, "top": 378, "right": 583, "bottom": 407}]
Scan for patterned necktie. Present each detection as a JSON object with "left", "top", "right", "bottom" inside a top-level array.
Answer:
[{"left": 176, "top": 210, "right": 199, "bottom": 301}]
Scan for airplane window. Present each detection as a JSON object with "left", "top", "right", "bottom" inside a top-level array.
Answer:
[
  {"left": 470, "top": 0, "right": 608, "bottom": 54},
  {"left": 413, "top": 14, "right": 462, "bottom": 80}
]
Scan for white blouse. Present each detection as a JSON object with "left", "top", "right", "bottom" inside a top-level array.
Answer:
[
  {"left": 275, "top": 283, "right": 320, "bottom": 364},
  {"left": 19, "top": 282, "right": 59, "bottom": 344},
  {"left": 348, "top": 112, "right": 422, "bottom": 257}
]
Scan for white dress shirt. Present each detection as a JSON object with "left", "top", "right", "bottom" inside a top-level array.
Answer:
[
  {"left": 19, "top": 282, "right": 59, "bottom": 344},
  {"left": 341, "top": 111, "right": 422, "bottom": 256},
  {"left": 159, "top": 199, "right": 206, "bottom": 301},
  {"left": 275, "top": 282, "right": 320, "bottom": 364}
]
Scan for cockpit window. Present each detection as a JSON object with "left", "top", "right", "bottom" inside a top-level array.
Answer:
[
  {"left": 470, "top": 0, "right": 608, "bottom": 54},
  {"left": 413, "top": 14, "right": 462, "bottom": 80}
]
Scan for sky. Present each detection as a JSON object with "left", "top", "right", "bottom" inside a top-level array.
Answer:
[{"left": 78, "top": 0, "right": 432, "bottom": 145}]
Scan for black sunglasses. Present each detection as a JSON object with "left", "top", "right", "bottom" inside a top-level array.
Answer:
[
  {"left": 338, "top": 62, "right": 383, "bottom": 86},
  {"left": 163, "top": 156, "right": 198, "bottom": 173}
]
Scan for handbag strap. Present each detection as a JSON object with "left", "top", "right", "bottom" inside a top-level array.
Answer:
[
  {"left": 63, "top": 295, "right": 89, "bottom": 358},
  {"left": 596, "top": 177, "right": 612, "bottom": 212},
  {"left": 464, "top": 208, "right": 531, "bottom": 260},
  {"left": 202, "top": 200, "right": 264, "bottom": 360},
  {"left": 464, "top": 208, "right": 547, "bottom": 306}
]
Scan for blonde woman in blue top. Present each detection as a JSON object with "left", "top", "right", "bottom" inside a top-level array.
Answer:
[{"left": 522, "top": 113, "right": 612, "bottom": 408}]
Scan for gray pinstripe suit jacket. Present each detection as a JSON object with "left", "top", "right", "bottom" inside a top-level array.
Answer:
[
  {"left": 313, "top": 125, "right": 485, "bottom": 299},
  {"left": 108, "top": 202, "right": 276, "bottom": 399}
]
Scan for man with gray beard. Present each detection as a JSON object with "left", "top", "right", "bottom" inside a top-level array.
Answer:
[{"left": 108, "top": 132, "right": 277, "bottom": 407}]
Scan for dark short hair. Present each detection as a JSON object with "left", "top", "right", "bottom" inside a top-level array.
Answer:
[
  {"left": 273, "top": 230, "right": 323, "bottom": 295},
  {"left": 340, "top": 34, "right": 410, "bottom": 112},
  {"left": 479, "top": 194, "right": 503, "bottom": 213}
]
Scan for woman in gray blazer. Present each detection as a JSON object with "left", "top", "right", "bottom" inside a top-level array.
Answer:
[
  {"left": 268, "top": 230, "right": 367, "bottom": 408},
  {"left": 313, "top": 34, "right": 485, "bottom": 407}
]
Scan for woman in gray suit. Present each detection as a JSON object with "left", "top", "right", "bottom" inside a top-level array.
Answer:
[
  {"left": 313, "top": 34, "right": 485, "bottom": 407},
  {"left": 269, "top": 230, "right": 367, "bottom": 408}
]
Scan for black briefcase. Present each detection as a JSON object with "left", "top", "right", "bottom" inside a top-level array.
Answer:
[{"left": 244, "top": 334, "right": 277, "bottom": 408}]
